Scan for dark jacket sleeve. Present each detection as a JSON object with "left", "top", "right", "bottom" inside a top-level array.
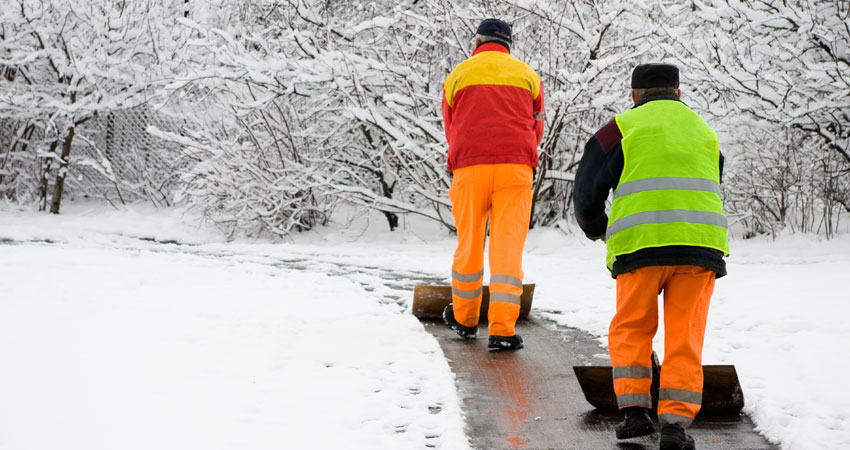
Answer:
[
  {"left": 719, "top": 151, "right": 724, "bottom": 183},
  {"left": 573, "top": 117, "right": 624, "bottom": 240}
]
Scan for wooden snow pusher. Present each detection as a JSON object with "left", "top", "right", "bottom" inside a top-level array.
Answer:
[
  {"left": 573, "top": 352, "right": 744, "bottom": 413},
  {"left": 411, "top": 284, "right": 535, "bottom": 320}
]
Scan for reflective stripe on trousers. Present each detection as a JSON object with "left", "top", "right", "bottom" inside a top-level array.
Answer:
[
  {"left": 490, "top": 273, "right": 522, "bottom": 306},
  {"left": 613, "top": 365, "right": 653, "bottom": 408},
  {"left": 450, "top": 269, "right": 483, "bottom": 328}
]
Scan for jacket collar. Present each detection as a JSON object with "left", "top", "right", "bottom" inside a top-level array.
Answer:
[
  {"left": 472, "top": 41, "right": 510, "bottom": 56},
  {"left": 634, "top": 90, "right": 681, "bottom": 108}
]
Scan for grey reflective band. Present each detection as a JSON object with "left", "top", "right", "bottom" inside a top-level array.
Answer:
[
  {"left": 612, "top": 365, "right": 652, "bottom": 380},
  {"left": 452, "top": 286, "right": 483, "bottom": 300},
  {"left": 659, "top": 388, "right": 702, "bottom": 405},
  {"left": 490, "top": 274, "right": 523, "bottom": 290},
  {"left": 452, "top": 269, "right": 484, "bottom": 283},
  {"left": 613, "top": 177, "right": 721, "bottom": 200},
  {"left": 606, "top": 210, "right": 728, "bottom": 239},
  {"left": 489, "top": 291, "right": 521, "bottom": 305},
  {"left": 658, "top": 412, "right": 694, "bottom": 428},
  {"left": 616, "top": 393, "right": 652, "bottom": 408}
]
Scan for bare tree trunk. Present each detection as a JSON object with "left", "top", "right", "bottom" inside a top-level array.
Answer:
[
  {"left": 39, "top": 140, "right": 59, "bottom": 211},
  {"left": 0, "top": 121, "right": 20, "bottom": 187},
  {"left": 380, "top": 176, "right": 399, "bottom": 231},
  {"left": 50, "top": 126, "right": 75, "bottom": 214}
]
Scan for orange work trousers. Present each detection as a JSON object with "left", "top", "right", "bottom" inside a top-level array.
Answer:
[
  {"left": 449, "top": 163, "right": 533, "bottom": 337},
  {"left": 609, "top": 265, "right": 715, "bottom": 428}
]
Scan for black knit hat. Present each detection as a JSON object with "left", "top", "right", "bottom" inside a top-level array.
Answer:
[
  {"left": 476, "top": 18, "right": 512, "bottom": 44},
  {"left": 631, "top": 63, "right": 679, "bottom": 89}
]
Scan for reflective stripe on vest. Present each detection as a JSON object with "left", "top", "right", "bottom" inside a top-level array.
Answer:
[
  {"left": 613, "top": 177, "right": 721, "bottom": 200},
  {"left": 606, "top": 100, "right": 729, "bottom": 269},
  {"left": 606, "top": 209, "right": 728, "bottom": 239}
]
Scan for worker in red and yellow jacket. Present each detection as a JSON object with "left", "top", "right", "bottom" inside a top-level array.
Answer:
[{"left": 440, "top": 18, "right": 544, "bottom": 350}]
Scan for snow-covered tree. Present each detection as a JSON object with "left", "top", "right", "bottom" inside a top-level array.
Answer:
[
  {"left": 2, "top": 0, "right": 847, "bottom": 238},
  {"left": 0, "top": 0, "right": 183, "bottom": 212},
  {"left": 147, "top": 1, "right": 337, "bottom": 237},
  {"left": 661, "top": 0, "right": 850, "bottom": 236}
]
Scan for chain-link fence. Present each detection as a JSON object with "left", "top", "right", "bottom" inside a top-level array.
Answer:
[{"left": 0, "top": 107, "right": 186, "bottom": 208}]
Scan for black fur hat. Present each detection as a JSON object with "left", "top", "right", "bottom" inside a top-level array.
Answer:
[{"left": 631, "top": 64, "right": 679, "bottom": 89}]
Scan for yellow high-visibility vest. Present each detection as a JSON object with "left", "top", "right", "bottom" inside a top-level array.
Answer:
[{"left": 606, "top": 100, "right": 730, "bottom": 269}]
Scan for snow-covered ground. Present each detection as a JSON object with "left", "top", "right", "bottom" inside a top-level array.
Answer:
[
  {"left": 1, "top": 203, "right": 848, "bottom": 450},
  {"left": 0, "top": 205, "right": 467, "bottom": 450}
]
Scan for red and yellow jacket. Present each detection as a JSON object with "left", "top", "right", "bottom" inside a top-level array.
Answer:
[{"left": 442, "top": 42, "right": 545, "bottom": 172}]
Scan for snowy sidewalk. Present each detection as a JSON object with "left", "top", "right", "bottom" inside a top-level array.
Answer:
[{"left": 0, "top": 241, "right": 467, "bottom": 450}]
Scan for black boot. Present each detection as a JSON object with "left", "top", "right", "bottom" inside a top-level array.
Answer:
[
  {"left": 659, "top": 424, "right": 695, "bottom": 450},
  {"left": 442, "top": 304, "right": 478, "bottom": 339},
  {"left": 488, "top": 334, "right": 523, "bottom": 350},
  {"left": 615, "top": 406, "right": 655, "bottom": 439}
]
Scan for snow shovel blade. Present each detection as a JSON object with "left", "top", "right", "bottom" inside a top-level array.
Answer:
[
  {"left": 411, "top": 284, "right": 534, "bottom": 321},
  {"left": 572, "top": 364, "right": 744, "bottom": 414}
]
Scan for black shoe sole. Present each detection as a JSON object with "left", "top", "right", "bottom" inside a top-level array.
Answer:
[
  {"left": 660, "top": 436, "right": 695, "bottom": 450},
  {"left": 616, "top": 423, "right": 655, "bottom": 439},
  {"left": 448, "top": 324, "right": 478, "bottom": 339},
  {"left": 487, "top": 336, "right": 523, "bottom": 350}
]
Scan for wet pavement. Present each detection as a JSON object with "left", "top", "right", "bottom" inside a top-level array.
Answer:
[{"left": 424, "top": 317, "right": 778, "bottom": 450}]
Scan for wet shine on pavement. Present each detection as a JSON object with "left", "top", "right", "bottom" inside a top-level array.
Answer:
[{"left": 422, "top": 317, "right": 778, "bottom": 450}]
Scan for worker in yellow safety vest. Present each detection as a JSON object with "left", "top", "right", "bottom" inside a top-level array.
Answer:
[{"left": 573, "top": 63, "right": 729, "bottom": 450}]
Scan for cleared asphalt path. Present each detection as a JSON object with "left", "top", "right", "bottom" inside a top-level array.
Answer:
[{"left": 422, "top": 317, "right": 778, "bottom": 450}]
